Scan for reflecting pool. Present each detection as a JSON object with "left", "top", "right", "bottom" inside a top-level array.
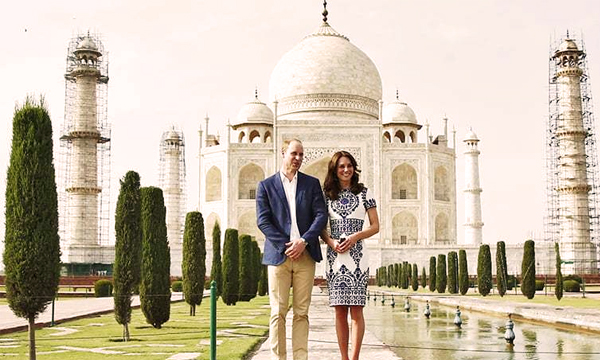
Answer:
[{"left": 364, "top": 296, "right": 600, "bottom": 360}]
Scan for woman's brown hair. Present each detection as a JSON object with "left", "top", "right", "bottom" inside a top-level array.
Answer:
[{"left": 323, "top": 151, "right": 364, "bottom": 200}]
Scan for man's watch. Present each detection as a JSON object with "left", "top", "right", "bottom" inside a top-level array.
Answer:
[{"left": 301, "top": 238, "right": 308, "bottom": 246}]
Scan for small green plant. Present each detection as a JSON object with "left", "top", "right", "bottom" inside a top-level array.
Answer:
[
  {"left": 171, "top": 281, "right": 183, "bottom": 292},
  {"left": 563, "top": 280, "right": 580, "bottom": 292},
  {"left": 94, "top": 280, "right": 113, "bottom": 297},
  {"left": 535, "top": 280, "right": 545, "bottom": 291}
]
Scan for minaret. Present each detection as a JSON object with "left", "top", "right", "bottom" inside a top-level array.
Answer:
[
  {"left": 159, "top": 127, "right": 187, "bottom": 277},
  {"left": 551, "top": 36, "right": 597, "bottom": 273},
  {"left": 59, "top": 33, "right": 111, "bottom": 267},
  {"left": 463, "top": 128, "right": 483, "bottom": 245}
]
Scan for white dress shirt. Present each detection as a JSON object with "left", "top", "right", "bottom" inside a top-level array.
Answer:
[{"left": 280, "top": 171, "right": 301, "bottom": 242}]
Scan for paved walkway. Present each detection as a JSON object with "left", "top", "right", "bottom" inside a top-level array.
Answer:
[
  {"left": 249, "top": 287, "right": 401, "bottom": 360},
  {"left": 0, "top": 293, "right": 187, "bottom": 334}
]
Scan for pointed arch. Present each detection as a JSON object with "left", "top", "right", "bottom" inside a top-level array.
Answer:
[
  {"left": 238, "top": 131, "right": 246, "bottom": 143},
  {"left": 392, "top": 212, "right": 418, "bottom": 245},
  {"left": 435, "top": 212, "right": 449, "bottom": 244},
  {"left": 264, "top": 131, "right": 272, "bottom": 143},
  {"left": 303, "top": 156, "right": 331, "bottom": 186},
  {"left": 394, "top": 130, "right": 405, "bottom": 143},
  {"left": 249, "top": 130, "right": 261, "bottom": 143},
  {"left": 434, "top": 166, "right": 449, "bottom": 201},
  {"left": 409, "top": 131, "right": 416, "bottom": 143},
  {"left": 205, "top": 212, "right": 221, "bottom": 246},
  {"left": 238, "top": 163, "right": 265, "bottom": 199},
  {"left": 383, "top": 131, "right": 391, "bottom": 143},
  {"left": 206, "top": 166, "right": 222, "bottom": 201},
  {"left": 391, "top": 163, "right": 417, "bottom": 199},
  {"left": 238, "top": 210, "right": 261, "bottom": 240}
]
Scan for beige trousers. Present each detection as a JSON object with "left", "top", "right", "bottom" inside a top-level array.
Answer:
[{"left": 268, "top": 250, "right": 316, "bottom": 360}]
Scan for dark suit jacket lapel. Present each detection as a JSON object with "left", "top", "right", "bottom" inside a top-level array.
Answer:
[
  {"left": 273, "top": 173, "right": 290, "bottom": 217},
  {"left": 295, "top": 173, "right": 306, "bottom": 209}
]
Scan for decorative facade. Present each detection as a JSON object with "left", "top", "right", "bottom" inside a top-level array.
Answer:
[{"left": 198, "top": 15, "right": 457, "bottom": 273}]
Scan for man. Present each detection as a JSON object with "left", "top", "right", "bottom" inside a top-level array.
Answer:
[{"left": 256, "top": 138, "right": 327, "bottom": 360}]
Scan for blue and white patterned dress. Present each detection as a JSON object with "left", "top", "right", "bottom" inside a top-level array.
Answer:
[{"left": 326, "top": 187, "right": 376, "bottom": 306}]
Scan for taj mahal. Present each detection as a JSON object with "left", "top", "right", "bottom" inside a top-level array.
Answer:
[{"left": 51, "top": 4, "right": 599, "bottom": 277}]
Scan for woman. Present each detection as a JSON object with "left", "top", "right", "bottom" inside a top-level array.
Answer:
[{"left": 321, "top": 151, "right": 379, "bottom": 360}]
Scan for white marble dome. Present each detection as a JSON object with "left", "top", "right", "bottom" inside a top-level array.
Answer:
[
  {"left": 233, "top": 97, "right": 274, "bottom": 127},
  {"left": 269, "top": 22, "right": 382, "bottom": 118},
  {"left": 383, "top": 99, "right": 418, "bottom": 125},
  {"left": 464, "top": 129, "right": 479, "bottom": 142},
  {"left": 77, "top": 36, "right": 98, "bottom": 51}
]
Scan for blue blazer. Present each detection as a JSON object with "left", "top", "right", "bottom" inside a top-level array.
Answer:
[{"left": 256, "top": 171, "right": 327, "bottom": 266}]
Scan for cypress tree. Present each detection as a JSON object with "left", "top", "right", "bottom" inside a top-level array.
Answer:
[
  {"left": 411, "top": 263, "right": 419, "bottom": 291},
  {"left": 407, "top": 263, "right": 412, "bottom": 285},
  {"left": 402, "top": 262, "right": 409, "bottom": 289},
  {"left": 555, "top": 242, "right": 563, "bottom": 301},
  {"left": 222, "top": 228, "right": 240, "bottom": 305},
  {"left": 397, "top": 263, "right": 402, "bottom": 288},
  {"left": 258, "top": 252, "right": 268, "bottom": 296},
  {"left": 113, "top": 171, "right": 142, "bottom": 341},
  {"left": 458, "top": 249, "right": 469, "bottom": 295},
  {"left": 436, "top": 254, "right": 447, "bottom": 293},
  {"left": 421, "top": 266, "right": 427, "bottom": 289},
  {"left": 210, "top": 222, "right": 223, "bottom": 298},
  {"left": 182, "top": 211, "right": 206, "bottom": 316},
  {"left": 393, "top": 263, "right": 399, "bottom": 287},
  {"left": 386, "top": 264, "right": 393, "bottom": 287},
  {"left": 496, "top": 241, "right": 508, "bottom": 297},
  {"left": 4, "top": 97, "right": 61, "bottom": 359},
  {"left": 448, "top": 251, "right": 458, "bottom": 294},
  {"left": 477, "top": 244, "right": 493, "bottom": 296},
  {"left": 379, "top": 267, "right": 387, "bottom": 287},
  {"left": 521, "top": 240, "right": 536, "bottom": 299},
  {"left": 140, "top": 187, "right": 171, "bottom": 328},
  {"left": 250, "top": 240, "right": 261, "bottom": 300},
  {"left": 429, "top": 256, "right": 437, "bottom": 292},
  {"left": 238, "top": 234, "right": 254, "bottom": 301}
]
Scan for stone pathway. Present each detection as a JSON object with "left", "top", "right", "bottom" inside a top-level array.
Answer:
[{"left": 249, "top": 287, "right": 401, "bottom": 360}]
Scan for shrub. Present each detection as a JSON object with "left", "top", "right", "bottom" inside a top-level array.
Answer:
[
  {"left": 555, "top": 243, "right": 563, "bottom": 301},
  {"left": 182, "top": 211, "right": 206, "bottom": 316},
  {"left": 402, "top": 262, "right": 410, "bottom": 289},
  {"left": 506, "top": 275, "right": 518, "bottom": 290},
  {"left": 4, "top": 97, "right": 62, "bottom": 350},
  {"left": 477, "top": 244, "right": 493, "bottom": 296},
  {"left": 210, "top": 222, "right": 223, "bottom": 298},
  {"left": 496, "top": 241, "right": 508, "bottom": 297},
  {"left": 238, "top": 234, "right": 254, "bottom": 301},
  {"left": 222, "top": 228, "right": 240, "bottom": 306},
  {"left": 95, "top": 280, "right": 113, "bottom": 297},
  {"left": 421, "top": 267, "right": 427, "bottom": 289},
  {"left": 447, "top": 251, "right": 458, "bottom": 294},
  {"left": 171, "top": 281, "right": 183, "bottom": 292},
  {"left": 563, "top": 280, "right": 580, "bottom": 292},
  {"left": 113, "top": 171, "right": 142, "bottom": 340},
  {"left": 386, "top": 264, "right": 393, "bottom": 287},
  {"left": 535, "top": 280, "right": 545, "bottom": 291},
  {"left": 564, "top": 275, "right": 582, "bottom": 283},
  {"left": 458, "top": 249, "right": 469, "bottom": 295},
  {"left": 140, "top": 187, "right": 171, "bottom": 329},
  {"left": 429, "top": 256, "right": 437, "bottom": 292},
  {"left": 521, "top": 240, "right": 536, "bottom": 299},
  {"left": 411, "top": 264, "right": 419, "bottom": 291},
  {"left": 436, "top": 254, "right": 447, "bottom": 293}
]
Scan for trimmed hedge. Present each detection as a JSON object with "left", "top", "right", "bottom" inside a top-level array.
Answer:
[
  {"left": 477, "top": 244, "right": 492, "bottom": 297},
  {"left": 429, "top": 256, "right": 437, "bottom": 292},
  {"left": 535, "top": 280, "right": 545, "bottom": 291},
  {"left": 171, "top": 281, "right": 183, "bottom": 292},
  {"left": 521, "top": 240, "right": 536, "bottom": 299},
  {"left": 564, "top": 280, "right": 580, "bottom": 292},
  {"left": 94, "top": 280, "right": 113, "bottom": 297},
  {"left": 436, "top": 254, "right": 447, "bottom": 293}
]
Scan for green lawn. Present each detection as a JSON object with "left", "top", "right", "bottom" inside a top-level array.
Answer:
[{"left": 0, "top": 296, "right": 270, "bottom": 360}]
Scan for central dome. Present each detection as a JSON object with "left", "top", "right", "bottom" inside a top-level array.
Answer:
[{"left": 269, "top": 22, "right": 382, "bottom": 118}]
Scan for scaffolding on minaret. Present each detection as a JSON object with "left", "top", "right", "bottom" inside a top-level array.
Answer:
[
  {"left": 57, "top": 32, "right": 111, "bottom": 264},
  {"left": 158, "top": 127, "right": 187, "bottom": 276},
  {"left": 545, "top": 34, "right": 600, "bottom": 273}
]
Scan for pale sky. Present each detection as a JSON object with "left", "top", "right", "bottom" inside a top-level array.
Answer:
[{"left": 2, "top": 0, "right": 600, "bottom": 261}]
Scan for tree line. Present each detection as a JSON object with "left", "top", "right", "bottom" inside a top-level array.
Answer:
[{"left": 375, "top": 240, "right": 566, "bottom": 301}]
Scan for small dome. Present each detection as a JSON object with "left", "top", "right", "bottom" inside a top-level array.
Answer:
[
  {"left": 167, "top": 130, "right": 180, "bottom": 141},
  {"left": 382, "top": 99, "right": 418, "bottom": 125},
  {"left": 233, "top": 97, "right": 274, "bottom": 127},
  {"left": 464, "top": 129, "right": 479, "bottom": 142},
  {"left": 558, "top": 38, "right": 579, "bottom": 52},
  {"left": 77, "top": 36, "right": 98, "bottom": 51}
]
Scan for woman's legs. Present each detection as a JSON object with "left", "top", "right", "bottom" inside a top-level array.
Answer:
[
  {"left": 335, "top": 306, "right": 350, "bottom": 360},
  {"left": 349, "top": 306, "right": 365, "bottom": 360}
]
